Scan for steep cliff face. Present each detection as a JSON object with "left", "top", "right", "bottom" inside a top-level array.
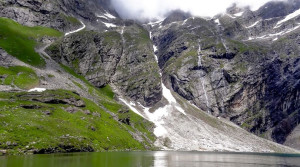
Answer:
[
  {"left": 46, "top": 23, "right": 162, "bottom": 107},
  {"left": 0, "top": 0, "right": 81, "bottom": 31},
  {"left": 149, "top": 3, "right": 300, "bottom": 148},
  {"left": 0, "top": 0, "right": 119, "bottom": 32}
]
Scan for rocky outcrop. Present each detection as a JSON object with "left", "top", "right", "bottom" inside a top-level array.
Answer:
[
  {"left": 0, "top": 0, "right": 116, "bottom": 32},
  {"left": 46, "top": 23, "right": 162, "bottom": 107}
]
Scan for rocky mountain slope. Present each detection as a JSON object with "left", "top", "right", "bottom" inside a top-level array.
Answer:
[
  {"left": 147, "top": 0, "right": 300, "bottom": 149},
  {"left": 0, "top": 0, "right": 299, "bottom": 154}
]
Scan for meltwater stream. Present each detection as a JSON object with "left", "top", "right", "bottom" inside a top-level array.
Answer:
[
  {"left": 1, "top": 151, "right": 299, "bottom": 167},
  {"left": 197, "top": 43, "right": 210, "bottom": 113}
]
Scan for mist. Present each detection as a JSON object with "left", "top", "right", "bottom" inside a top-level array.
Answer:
[{"left": 110, "top": 0, "right": 286, "bottom": 20}]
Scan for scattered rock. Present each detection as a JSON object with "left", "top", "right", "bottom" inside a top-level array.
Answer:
[
  {"left": 42, "top": 110, "right": 51, "bottom": 115},
  {"left": 65, "top": 106, "right": 78, "bottom": 113},
  {"left": 118, "top": 108, "right": 131, "bottom": 125},
  {"left": 21, "top": 104, "right": 42, "bottom": 109},
  {"left": 6, "top": 141, "right": 18, "bottom": 147},
  {"left": 82, "top": 110, "right": 91, "bottom": 115},
  {"left": 0, "top": 150, "right": 7, "bottom": 155},
  {"left": 90, "top": 126, "right": 96, "bottom": 131},
  {"left": 92, "top": 112, "right": 101, "bottom": 117},
  {"left": 34, "top": 97, "right": 85, "bottom": 107}
]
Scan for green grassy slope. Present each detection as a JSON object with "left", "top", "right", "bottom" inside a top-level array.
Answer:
[
  {"left": 59, "top": 64, "right": 156, "bottom": 147},
  {"left": 0, "top": 89, "right": 155, "bottom": 155},
  {"left": 0, "top": 17, "right": 62, "bottom": 67},
  {"left": 0, "top": 17, "right": 156, "bottom": 155},
  {"left": 0, "top": 66, "right": 39, "bottom": 89}
]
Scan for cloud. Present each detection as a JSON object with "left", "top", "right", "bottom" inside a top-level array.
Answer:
[{"left": 110, "top": 0, "right": 286, "bottom": 20}]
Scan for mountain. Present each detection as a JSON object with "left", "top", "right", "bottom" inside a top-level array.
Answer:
[{"left": 0, "top": 0, "right": 299, "bottom": 155}]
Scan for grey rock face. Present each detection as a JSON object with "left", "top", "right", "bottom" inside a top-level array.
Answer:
[
  {"left": 256, "top": 0, "right": 300, "bottom": 19},
  {"left": 46, "top": 24, "right": 162, "bottom": 107},
  {"left": 150, "top": 7, "right": 300, "bottom": 148},
  {"left": 0, "top": 0, "right": 112, "bottom": 32},
  {"left": 111, "top": 25, "right": 162, "bottom": 106},
  {"left": 47, "top": 31, "right": 123, "bottom": 87},
  {"left": 162, "top": 10, "right": 192, "bottom": 26}
]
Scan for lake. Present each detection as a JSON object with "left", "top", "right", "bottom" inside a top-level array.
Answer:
[{"left": 0, "top": 151, "right": 300, "bottom": 167}]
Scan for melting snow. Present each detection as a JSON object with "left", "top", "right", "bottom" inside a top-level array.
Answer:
[
  {"left": 234, "top": 12, "right": 244, "bottom": 17},
  {"left": 225, "top": 14, "right": 236, "bottom": 19},
  {"left": 161, "top": 84, "right": 186, "bottom": 115},
  {"left": 119, "top": 98, "right": 145, "bottom": 118},
  {"left": 104, "top": 12, "right": 116, "bottom": 19},
  {"left": 139, "top": 83, "right": 186, "bottom": 137},
  {"left": 96, "top": 15, "right": 108, "bottom": 20},
  {"left": 214, "top": 19, "right": 221, "bottom": 26},
  {"left": 65, "top": 20, "right": 86, "bottom": 36},
  {"left": 247, "top": 25, "right": 300, "bottom": 41},
  {"left": 142, "top": 104, "right": 169, "bottom": 137},
  {"left": 275, "top": 8, "right": 300, "bottom": 28},
  {"left": 148, "top": 18, "right": 165, "bottom": 27},
  {"left": 246, "top": 20, "right": 260, "bottom": 28},
  {"left": 96, "top": 12, "right": 116, "bottom": 20},
  {"left": 103, "top": 22, "right": 117, "bottom": 28},
  {"left": 162, "top": 84, "right": 176, "bottom": 104},
  {"left": 182, "top": 19, "right": 188, "bottom": 25},
  {"left": 28, "top": 88, "right": 46, "bottom": 92}
]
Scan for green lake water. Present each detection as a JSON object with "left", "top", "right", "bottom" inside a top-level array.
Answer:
[{"left": 0, "top": 151, "right": 300, "bottom": 167}]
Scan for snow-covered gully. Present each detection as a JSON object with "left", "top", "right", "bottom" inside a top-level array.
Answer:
[{"left": 115, "top": 30, "right": 297, "bottom": 153}]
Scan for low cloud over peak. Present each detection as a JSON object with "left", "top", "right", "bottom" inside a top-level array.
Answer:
[{"left": 110, "top": 0, "right": 287, "bottom": 20}]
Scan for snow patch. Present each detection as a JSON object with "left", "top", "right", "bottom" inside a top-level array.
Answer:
[
  {"left": 28, "top": 88, "right": 46, "bottom": 92},
  {"left": 182, "top": 19, "right": 188, "bottom": 25},
  {"left": 162, "top": 84, "right": 186, "bottom": 115},
  {"left": 103, "top": 22, "right": 117, "bottom": 28},
  {"left": 139, "top": 83, "right": 186, "bottom": 137},
  {"left": 246, "top": 20, "right": 260, "bottom": 29},
  {"left": 214, "top": 19, "right": 221, "bottom": 26},
  {"left": 96, "top": 15, "right": 108, "bottom": 20},
  {"left": 104, "top": 12, "right": 116, "bottom": 19},
  {"left": 142, "top": 105, "right": 169, "bottom": 137},
  {"left": 119, "top": 98, "right": 145, "bottom": 118},
  {"left": 234, "top": 12, "right": 244, "bottom": 17},
  {"left": 247, "top": 25, "right": 300, "bottom": 41},
  {"left": 275, "top": 8, "right": 300, "bottom": 28},
  {"left": 148, "top": 18, "right": 164, "bottom": 27},
  {"left": 96, "top": 12, "right": 116, "bottom": 20},
  {"left": 65, "top": 20, "right": 86, "bottom": 36},
  {"left": 225, "top": 14, "right": 236, "bottom": 19}
]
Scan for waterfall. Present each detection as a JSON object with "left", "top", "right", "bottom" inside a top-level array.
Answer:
[{"left": 197, "top": 42, "right": 210, "bottom": 113}]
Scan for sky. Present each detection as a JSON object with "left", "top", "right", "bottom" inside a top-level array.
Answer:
[{"left": 110, "top": 0, "right": 286, "bottom": 20}]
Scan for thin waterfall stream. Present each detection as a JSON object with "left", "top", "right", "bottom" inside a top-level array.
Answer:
[{"left": 197, "top": 42, "right": 210, "bottom": 114}]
